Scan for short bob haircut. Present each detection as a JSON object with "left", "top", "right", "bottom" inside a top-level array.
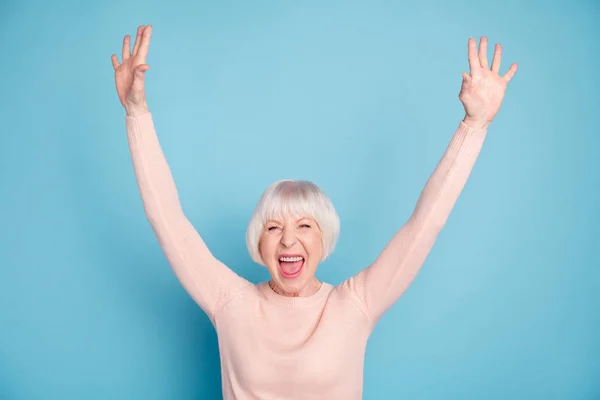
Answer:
[{"left": 246, "top": 179, "right": 340, "bottom": 266}]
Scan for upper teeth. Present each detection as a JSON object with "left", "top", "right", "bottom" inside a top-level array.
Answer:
[{"left": 279, "top": 256, "right": 303, "bottom": 262}]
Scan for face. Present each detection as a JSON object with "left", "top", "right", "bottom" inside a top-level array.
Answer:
[{"left": 258, "top": 215, "right": 323, "bottom": 296}]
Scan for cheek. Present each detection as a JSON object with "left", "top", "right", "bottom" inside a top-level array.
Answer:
[
  {"left": 258, "top": 237, "right": 271, "bottom": 260},
  {"left": 303, "top": 232, "right": 323, "bottom": 257},
  {"left": 259, "top": 236, "right": 278, "bottom": 263}
]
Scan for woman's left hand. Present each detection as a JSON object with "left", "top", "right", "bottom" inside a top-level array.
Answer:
[{"left": 459, "top": 36, "right": 518, "bottom": 130}]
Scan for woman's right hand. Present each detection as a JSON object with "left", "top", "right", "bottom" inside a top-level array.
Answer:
[{"left": 111, "top": 25, "right": 152, "bottom": 116}]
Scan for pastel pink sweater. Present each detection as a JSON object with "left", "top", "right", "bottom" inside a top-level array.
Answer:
[{"left": 125, "top": 112, "right": 487, "bottom": 399}]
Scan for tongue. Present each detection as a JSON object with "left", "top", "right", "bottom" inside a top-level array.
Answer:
[{"left": 280, "top": 260, "right": 303, "bottom": 275}]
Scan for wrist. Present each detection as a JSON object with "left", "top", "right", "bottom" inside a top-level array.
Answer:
[
  {"left": 125, "top": 101, "right": 149, "bottom": 117},
  {"left": 462, "top": 116, "right": 490, "bottom": 130}
]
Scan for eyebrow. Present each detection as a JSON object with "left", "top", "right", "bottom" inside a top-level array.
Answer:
[{"left": 267, "top": 217, "right": 311, "bottom": 224}]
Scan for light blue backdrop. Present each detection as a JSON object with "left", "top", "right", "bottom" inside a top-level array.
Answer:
[{"left": 1, "top": 0, "right": 598, "bottom": 398}]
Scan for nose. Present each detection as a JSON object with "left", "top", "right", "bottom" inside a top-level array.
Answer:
[{"left": 280, "top": 228, "right": 297, "bottom": 248}]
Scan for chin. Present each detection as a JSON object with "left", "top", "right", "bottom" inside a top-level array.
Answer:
[
  {"left": 276, "top": 268, "right": 304, "bottom": 288},
  {"left": 280, "top": 273, "right": 306, "bottom": 286},
  {"left": 268, "top": 263, "right": 309, "bottom": 291}
]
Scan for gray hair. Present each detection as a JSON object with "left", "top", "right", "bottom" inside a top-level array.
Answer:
[{"left": 246, "top": 179, "right": 340, "bottom": 265}]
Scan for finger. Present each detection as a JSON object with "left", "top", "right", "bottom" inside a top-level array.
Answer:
[
  {"left": 137, "top": 25, "right": 152, "bottom": 62},
  {"left": 111, "top": 54, "right": 120, "bottom": 70},
  {"left": 468, "top": 37, "right": 480, "bottom": 74},
  {"left": 122, "top": 35, "right": 131, "bottom": 61},
  {"left": 479, "top": 36, "right": 489, "bottom": 69},
  {"left": 491, "top": 43, "right": 502, "bottom": 73},
  {"left": 132, "top": 25, "right": 145, "bottom": 56},
  {"left": 503, "top": 62, "right": 518, "bottom": 83}
]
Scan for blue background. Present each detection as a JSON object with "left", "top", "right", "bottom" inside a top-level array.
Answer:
[{"left": 1, "top": 0, "right": 598, "bottom": 398}]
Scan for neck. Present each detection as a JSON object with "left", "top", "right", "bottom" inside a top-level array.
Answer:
[{"left": 269, "top": 278, "right": 322, "bottom": 297}]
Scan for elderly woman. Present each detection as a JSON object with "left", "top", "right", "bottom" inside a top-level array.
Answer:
[{"left": 111, "top": 25, "right": 517, "bottom": 399}]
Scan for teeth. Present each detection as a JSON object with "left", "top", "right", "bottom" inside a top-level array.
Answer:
[{"left": 279, "top": 256, "right": 304, "bottom": 262}]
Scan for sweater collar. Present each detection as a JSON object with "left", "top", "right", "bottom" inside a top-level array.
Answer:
[{"left": 257, "top": 281, "right": 333, "bottom": 308}]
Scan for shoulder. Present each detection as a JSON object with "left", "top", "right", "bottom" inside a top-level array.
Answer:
[
  {"left": 214, "top": 280, "right": 261, "bottom": 316},
  {"left": 330, "top": 280, "right": 372, "bottom": 324}
]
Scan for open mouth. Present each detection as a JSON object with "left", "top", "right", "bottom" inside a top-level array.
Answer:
[{"left": 278, "top": 255, "right": 305, "bottom": 279}]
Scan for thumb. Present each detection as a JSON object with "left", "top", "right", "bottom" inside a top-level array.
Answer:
[
  {"left": 132, "top": 64, "right": 150, "bottom": 89},
  {"left": 461, "top": 72, "right": 471, "bottom": 85}
]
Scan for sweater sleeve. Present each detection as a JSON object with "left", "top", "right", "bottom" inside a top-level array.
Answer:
[
  {"left": 125, "top": 112, "right": 251, "bottom": 322},
  {"left": 340, "top": 120, "right": 488, "bottom": 323}
]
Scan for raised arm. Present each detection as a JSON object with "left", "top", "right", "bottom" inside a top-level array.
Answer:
[
  {"left": 111, "top": 25, "right": 251, "bottom": 322},
  {"left": 341, "top": 36, "right": 518, "bottom": 323}
]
